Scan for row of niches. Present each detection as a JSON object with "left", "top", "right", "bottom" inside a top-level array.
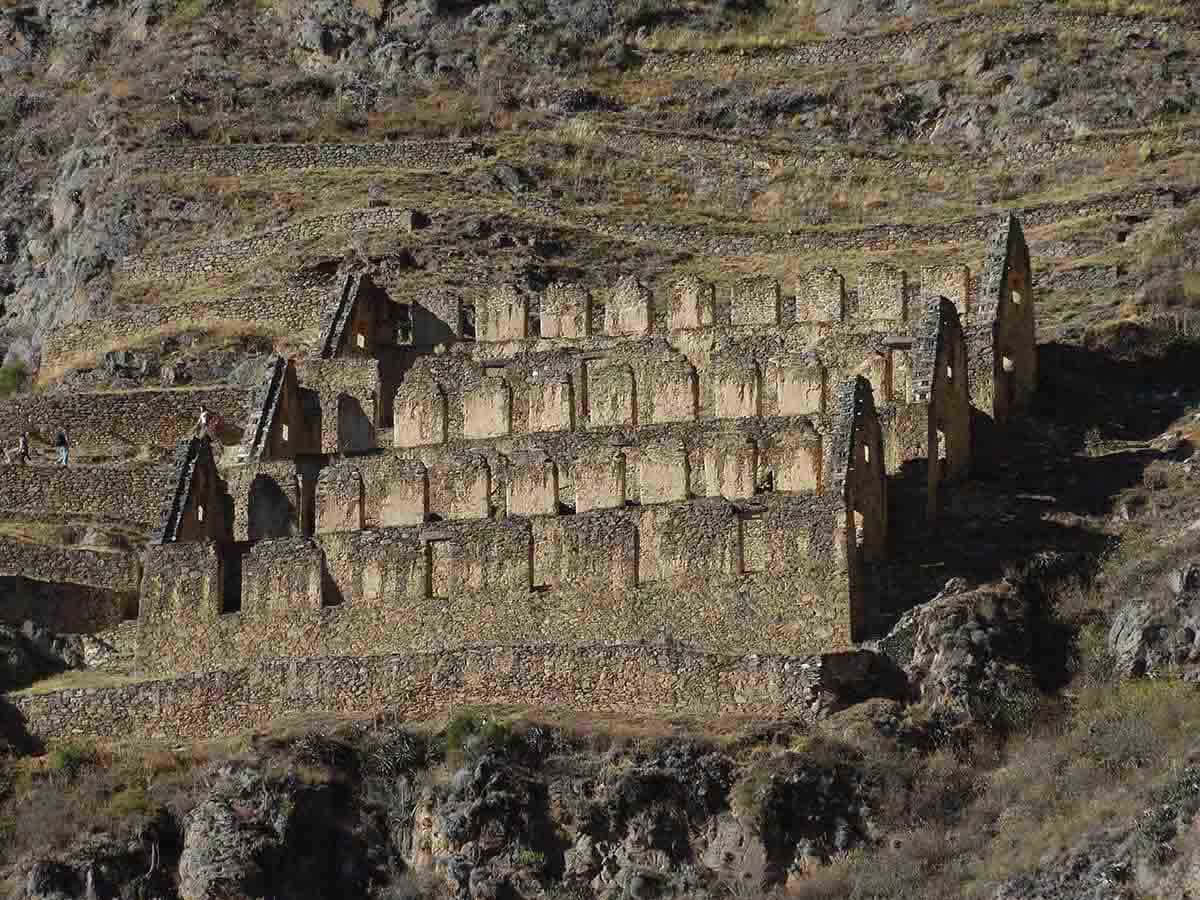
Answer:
[
  {"left": 437, "top": 265, "right": 974, "bottom": 344},
  {"left": 394, "top": 351, "right": 902, "bottom": 447},
  {"left": 317, "top": 427, "right": 824, "bottom": 534},
  {"left": 145, "top": 493, "right": 843, "bottom": 624}
]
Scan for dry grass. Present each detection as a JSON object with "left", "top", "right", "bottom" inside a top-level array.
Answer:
[
  {"left": 37, "top": 320, "right": 305, "bottom": 387},
  {"left": 637, "top": 0, "right": 824, "bottom": 51}
]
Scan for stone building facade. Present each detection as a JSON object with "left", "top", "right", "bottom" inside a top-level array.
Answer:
[{"left": 2, "top": 214, "right": 1036, "bottom": 728}]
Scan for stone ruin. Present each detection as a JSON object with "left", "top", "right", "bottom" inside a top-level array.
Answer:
[{"left": 2, "top": 215, "right": 1038, "bottom": 707}]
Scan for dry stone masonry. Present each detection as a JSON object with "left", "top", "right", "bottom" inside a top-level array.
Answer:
[{"left": 1, "top": 213, "right": 1038, "bottom": 742}]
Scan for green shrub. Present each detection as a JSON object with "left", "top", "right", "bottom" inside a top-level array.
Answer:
[
  {"left": 47, "top": 740, "right": 96, "bottom": 780},
  {"left": 0, "top": 362, "right": 28, "bottom": 397},
  {"left": 106, "top": 785, "right": 151, "bottom": 818}
]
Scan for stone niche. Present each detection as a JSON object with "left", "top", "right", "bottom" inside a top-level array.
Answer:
[
  {"left": 483, "top": 283, "right": 529, "bottom": 341},
  {"left": 574, "top": 449, "right": 627, "bottom": 512},
  {"left": 394, "top": 374, "right": 447, "bottom": 448},
  {"left": 528, "top": 372, "right": 575, "bottom": 434},
  {"left": 638, "top": 439, "right": 689, "bottom": 505},
  {"left": 921, "top": 264, "right": 970, "bottom": 319},
  {"left": 857, "top": 263, "right": 906, "bottom": 321},
  {"left": 463, "top": 376, "right": 512, "bottom": 439},
  {"left": 730, "top": 276, "right": 781, "bottom": 326},
  {"left": 587, "top": 362, "right": 636, "bottom": 429},
  {"left": 541, "top": 282, "right": 591, "bottom": 338},
  {"left": 772, "top": 430, "right": 822, "bottom": 493},
  {"left": 705, "top": 434, "right": 758, "bottom": 500},
  {"left": 605, "top": 275, "right": 652, "bottom": 336},
  {"left": 648, "top": 357, "right": 698, "bottom": 424},
  {"left": 799, "top": 268, "right": 845, "bottom": 322},
  {"left": 668, "top": 276, "right": 715, "bottom": 331},
  {"left": 711, "top": 360, "right": 762, "bottom": 420},
  {"left": 316, "top": 464, "right": 364, "bottom": 534},
  {"left": 507, "top": 451, "right": 559, "bottom": 517},
  {"left": 769, "top": 356, "right": 825, "bottom": 417},
  {"left": 434, "top": 454, "right": 491, "bottom": 521},
  {"left": 380, "top": 459, "right": 428, "bottom": 527}
]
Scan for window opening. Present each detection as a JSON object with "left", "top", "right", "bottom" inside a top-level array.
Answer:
[
  {"left": 946, "top": 365, "right": 953, "bottom": 382},
  {"left": 1002, "top": 356, "right": 1015, "bottom": 373},
  {"left": 281, "top": 423, "right": 289, "bottom": 443},
  {"left": 853, "top": 510, "right": 865, "bottom": 549},
  {"left": 197, "top": 503, "right": 205, "bottom": 522},
  {"left": 396, "top": 303, "right": 413, "bottom": 345},
  {"left": 862, "top": 443, "right": 870, "bottom": 464},
  {"left": 460, "top": 303, "right": 477, "bottom": 341},
  {"left": 356, "top": 332, "right": 366, "bottom": 349}
]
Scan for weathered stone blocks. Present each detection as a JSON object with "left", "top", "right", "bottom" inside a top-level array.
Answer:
[
  {"left": 922, "top": 264, "right": 970, "bottom": 319},
  {"left": 647, "top": 357, "right": 698, "bottom": 424},
  {"left": 482, "top": 283, "right": 529, "bottom": 341},
  {"left": 587, "top": 362, "right": 636, "bottom": 428},
  {"left": 705, "top": 435, "right": 758, "bottom": 500},
  {"left": 638, "top": 439, "right": 690, "bottom": 505},
  {"left": 317, "top": 465, "right": 364, "bottom": 534},
  {"left": 668, "top": 276, "right": 716, "bottom": 331},
  {"left": 434, "top": 454, "right": 491, "bottom": 521},
  {"left": 799, "top": 268, "right": 845, "bottom": 322},
  {"left": 605, "top": 275, "right": 652, "bottom": 336},
  {"left": 507, "top": 451, "right": 559, "bottom": 517},
  {"left": 394, "top": 374, "right": 447, "bottom": 448},
  {"left": 541, "top": 282, "right": 591, "bottom": 338},
  {"left": 730, "top": 277, "right": 780, "bottom": 326},
  {"left": 528, "top": 372, "right": 575, "bottom": 433},
  {"left": 711, "top": 360, "right": 762, "bottom": 420},
  {"left": 574, "top": 449, "right": 627, "bottom": 512},
  {"left": 463, "top": 376, "right": 512, "bottom": 439},
  {"left": 857, "top": 263, "right": 906, "bottom": 321},
  {"left": 769, "top": 356, "right": 825, "bottom": 417}
]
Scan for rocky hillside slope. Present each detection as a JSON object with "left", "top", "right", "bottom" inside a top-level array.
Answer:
[{"left": 2, "top": 0, "right": 1199, "bottom": 385}]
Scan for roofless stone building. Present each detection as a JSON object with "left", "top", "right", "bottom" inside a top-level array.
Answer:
[{"left": 125, "top": 215, "right": 1035, "bottom": 678}]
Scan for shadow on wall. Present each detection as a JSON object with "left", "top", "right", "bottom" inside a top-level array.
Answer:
[
  {"left": 247, "top": 473, "right": 297, "bottom": 541},
  {"left": 869, "top": 337, "right": 1200, "bottom": 636},
  {"left": 337, "top": 393, "right": 374, "bottom": 452},
  {"left": 0, "top": 696, "right": 43, "bottom": 756}
]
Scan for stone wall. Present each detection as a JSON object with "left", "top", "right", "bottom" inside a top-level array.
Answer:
[
  {"left": 0, "top": 388, "right": 249, "bottom": 453},
  {"left": 0, "top": 574, "right": 137, "bottom": 634},
  {"left": 395, "top": 337, "right": 907, "bottom": 451},
  {"left": 135, "top": 140, "right": 491, "bottom": 176},
  {"left": 41, "top": 291, "right": 325, "bottom": 373},
  {"left": 133, "top": 490, "right": 850, "bottom": 675},
  {"left": 0, "top": 463, "right": 175, "bottom": 526},
  {"left": 9, "top": 644, "right": 893, "bottom": 743},
  {"left": 0, "top": 538, "right": 140, "bottom": 592},
  {"left": 381, "top": 416, "right": 825, "bottom": 516}
]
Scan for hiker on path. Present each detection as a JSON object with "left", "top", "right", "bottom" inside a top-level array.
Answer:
[
  {"left": 54, "top": 430, "right": 68, "bottom": 467},
  {"left": 197, "top": 405, "right": 221, "bottom": 441}
]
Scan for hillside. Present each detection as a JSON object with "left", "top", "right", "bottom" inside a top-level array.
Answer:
[{"left": 3, "top": 0, "right": 1200, "bottom": 898}]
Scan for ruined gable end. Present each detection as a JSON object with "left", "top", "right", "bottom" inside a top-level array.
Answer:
[
  {"left": 910, "top": 297, "right": 972, "bottom": 522},
  {"left": 976, "top": 213, "right": 1037, "bottom": 424},
  {"left": 317, "top": 268, "right": 393, "bottom": 359},
  {"left": 153, "top": 437, "right": 230, "bottom": 545},
  {"left": 237, "top": 356, "right": 312, "bottom": 463}
]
